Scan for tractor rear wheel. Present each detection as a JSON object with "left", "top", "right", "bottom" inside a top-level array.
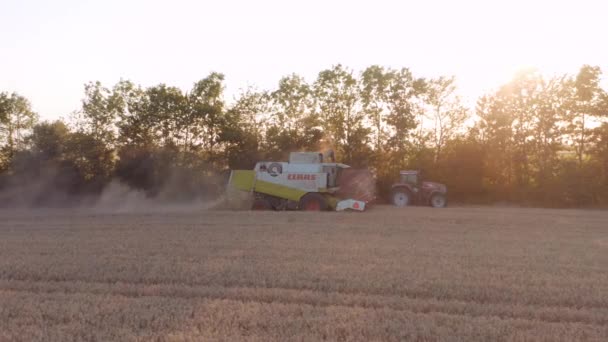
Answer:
[
  {"left": 299, "top": 193, "right": 328, "bottom": 211},
  {"left": 392, "top": 188, "right": 411, "bottom": 207},
  {"left": 251, "top": 198, "right": 272, "bottom": 210},
  {"left": 430, "top": 193, "right": 447, "bottom": 208}
]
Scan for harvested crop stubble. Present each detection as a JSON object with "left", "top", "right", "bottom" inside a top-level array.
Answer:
[{"left": 1, "top": 206, "right": 607, "bottom": 341}]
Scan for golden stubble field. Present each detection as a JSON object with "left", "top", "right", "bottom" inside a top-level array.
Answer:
[{"left": 1, "top": 206, "right": 607, "bottom": 341}]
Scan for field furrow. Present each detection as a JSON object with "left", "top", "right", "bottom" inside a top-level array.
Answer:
[{"left": 2, "top": 279, "right": 608, "bottom": 328}]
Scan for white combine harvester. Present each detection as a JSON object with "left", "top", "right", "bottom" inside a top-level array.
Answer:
[{"left": 227, "top": 152, "right": 374, "bottom": 211}]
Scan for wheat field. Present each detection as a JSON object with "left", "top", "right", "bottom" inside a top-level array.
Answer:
[{"left": 1, "top": 206, "right": 607, "bottom": 341}]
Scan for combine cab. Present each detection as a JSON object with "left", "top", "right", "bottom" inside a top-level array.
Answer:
[
  {"left": 227, "top": 152, "right": 375, "bottom": 211},
  {"left": 391, "top": 170, "right": 447, "bottom": 208}
]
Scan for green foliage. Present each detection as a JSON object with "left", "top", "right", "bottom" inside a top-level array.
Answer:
[
  {"left": 425, "top": 76, "right": 469, "bottom": 162},
  {"left": 0, "top": 92, "right": 38, "bottom": 166},
  {"left": 563, "top": 65, "right": 608, "bottom": 165},
  {"left": 265, "top": 74, "right": 322, "bottom": 160},
  {"left": 364, "top": 67, "right": 426, "bottom": 193},
  {"left": 589, "top": 123, "right": 608, "bottom": 203},
  {"left": 222, "top": 89, "right": 268, "bottom": 168},
  {"left": 189, "top": 72, "right": 226, "bottom": 155},
  {"left": 476, "top": 67, "right": 608, "bottom": 205},
  {"left": 313, "top": 65, "right": 367, "bottom": 164},
  {"left": 79, "top": 81, "right": 118, "bottom": 145},
  {"left": 435, "top": 137, "right": 486, "bottom": 202},
  {"left": 1, "top": 64, "right": 608, "bottom": 206},
  {"left": 29, "top": 121, "right": 70, "bottom": 160},
  {"left": 360, "top": 65, "right": 391, "bottom": 151},
  {"left": 63, "top": 131, "right": 115, "bottom": 188}
]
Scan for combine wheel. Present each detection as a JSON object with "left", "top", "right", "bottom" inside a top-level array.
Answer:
[
  {"left": 251, "top": 198, "right": 273, "bottom": 210},
  {"left": 299, "top": 193, "right": 328, "bottom": 211}
]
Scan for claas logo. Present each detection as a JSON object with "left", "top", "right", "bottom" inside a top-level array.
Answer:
[{"left": 287, "top": 174, "right": 317, "bottom": 181}]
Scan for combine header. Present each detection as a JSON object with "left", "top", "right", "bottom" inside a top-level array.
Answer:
[{"left": 227, "top": 152, "right": 374, "bottom": 211}]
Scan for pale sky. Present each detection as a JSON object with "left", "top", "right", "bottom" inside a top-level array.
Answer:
[{"left": 1, "top": 0, "right": 607, "bottom": 120}]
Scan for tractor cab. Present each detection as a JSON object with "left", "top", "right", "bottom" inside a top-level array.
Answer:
[{"left": 400, "top": 170, "right": 420, "bottom": 186}]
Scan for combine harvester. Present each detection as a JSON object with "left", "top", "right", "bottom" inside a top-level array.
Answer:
[{"left": 227, "top": 152, "right": 375, "bottom": 211}]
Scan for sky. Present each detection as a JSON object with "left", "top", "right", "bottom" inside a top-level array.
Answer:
[{"left": 1, "top": 0, "right": 607, "bottom": 120}]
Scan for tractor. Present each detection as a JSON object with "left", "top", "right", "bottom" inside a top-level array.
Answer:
[{"left": 391, "top": 170, "right": 447, "bottom": 208}]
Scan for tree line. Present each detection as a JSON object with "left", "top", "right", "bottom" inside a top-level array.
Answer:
[{"left": 1, "top": 64, "right": 607, "bottom": 206}]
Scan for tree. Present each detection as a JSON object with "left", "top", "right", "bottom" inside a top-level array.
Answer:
[
  {"left": 7, "top": 64, "right": 608, "bottom": 207},
  {"left": 2, "top": 120, "right": 114, "bottom": 204},
  {"left": 222, "top": 88, "right": 271, "bottom": 168},
  {"left": 435, "top": 136, "right": 486, "bottom": 202},
  {"left": 313, "top": 65, "right": 370, "bottom": 165},
  {"left": 265, "top": 74, "right": 322, "bottom": 159},
  {"left": 230, "top": 88, "right": 271, "bottom": 146},
  {"left": 0, "top": 92, "right": 38, "bottom": 165},
  {"left": 589, "top": 123, "right": 608, "bottom": 203},
  {"left": 3, "top": 121, "right": 73, "bottom": 205},
  {"left": 477, "top": 70, "right": 568, "bottom": 202},
  {"left": 78, "top": 82, "right": 119, "bottom": 146},
  {"left": 29, "top": 121, "right": 70, "bottom": 160},
  {"left": 189, "top": 72, "right": 226, "bottom": 159},
  {"left": 113, "top": 81, "right": 153, "bottom": 147},
  {"left": 379, "top": 68, "right": 426, "bottom": 185},
  {"left": 477, "top": 70, "right": 542, "bottom": 198},
  {"left": 564, "top": 65, "right": 608, "bottom": 166},
  {"left": 505, "top": 70, "right": 542, "bottom": 190},
  {"left": 271, "top": 74, "right": 311, "bottom": 131},
  {"left": 145, "top": 84, "right": 189, "bottom": 149},
  {"left": 424, "top": 76, "right": 469, "bottom": 162},
  {"left": 530, "top": 75, "right": 567, "bottom": 196},
  {"left": 476, "top": 93, "right": 513, "bottom": 198},
  {"left": 62, "top": 131, "right": 115, "bottom": 193},
  {"left": 108, "top": 74, "right": 230, "bottom": 198},
  {"left": 360, "top": 65, "right": 391, "bottom": 152}
]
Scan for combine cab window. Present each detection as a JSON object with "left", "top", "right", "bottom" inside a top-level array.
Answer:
[{"left": 323, "top": 166, "right": 339, "bottom": 187}]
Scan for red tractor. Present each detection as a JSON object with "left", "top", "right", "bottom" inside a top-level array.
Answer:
[{"left": 391, "top": 170, "right": 447, "bottom": 208}]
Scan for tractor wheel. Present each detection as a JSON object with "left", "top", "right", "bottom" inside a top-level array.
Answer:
[
  {"left": 299, "top": 193, "right": 328, "bottom": 211},
  {"left": 251, "top": 198, "right": 273, "bottom": 210},
  {"left": 392, "top": 188, "right": 411, "bottom": 207},
  {"left": 430, "top": 193, "right": 447, "bottom": 208}
]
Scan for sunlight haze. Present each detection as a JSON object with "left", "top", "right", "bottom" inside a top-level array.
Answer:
[{"left": 1, "top": 0, "right": 606, "bottom": 119}]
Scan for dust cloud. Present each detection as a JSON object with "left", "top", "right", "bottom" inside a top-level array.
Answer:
[{"left": 0, "top": 166, "right": 228, "bottom": 212}]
